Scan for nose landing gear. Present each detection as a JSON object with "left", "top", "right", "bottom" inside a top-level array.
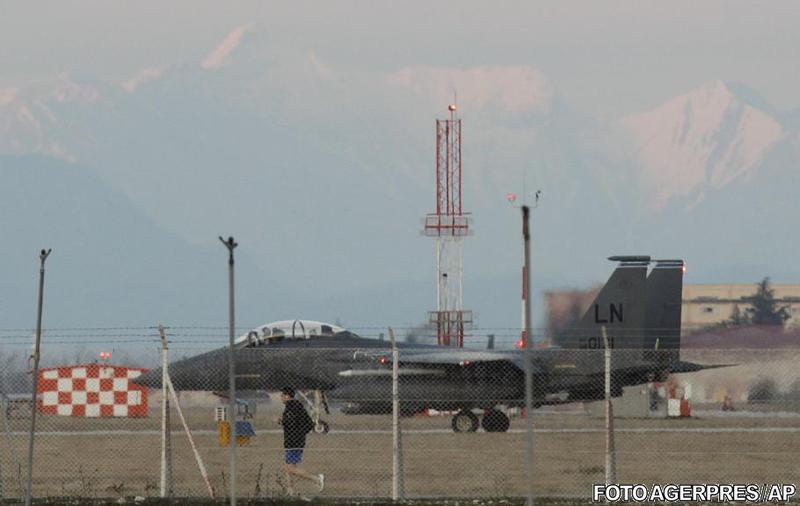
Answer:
[
  {"left": 298, "top": 389, "right": 331, "bottom": 435},
  {"left": 313, "top": 420, "right": 330, "bottom": 434}
]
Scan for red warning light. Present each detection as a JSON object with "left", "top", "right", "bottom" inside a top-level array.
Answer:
[
  {"left": 99, "top": 351, "right": 111, "bottom": 360},
  {"left": 379, "top": 357, "right": 387, "bottom": 365}
]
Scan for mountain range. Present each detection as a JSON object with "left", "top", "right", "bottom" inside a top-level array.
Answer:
[{"left": 1, "top": 26, "right": 798, "bottom": 337}]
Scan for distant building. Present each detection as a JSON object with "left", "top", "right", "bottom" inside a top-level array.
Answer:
[
  {"left": 682, "top": 283, "right": 800, "bottom": 330},
  {"left": 545, "top": 283, "right": 800, "bottom": 334}
]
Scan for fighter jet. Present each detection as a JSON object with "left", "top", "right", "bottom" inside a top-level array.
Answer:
[{"left": 136, "top": 256, "right": 716, "bottom": 433}]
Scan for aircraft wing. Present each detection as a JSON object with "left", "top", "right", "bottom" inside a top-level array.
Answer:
[
  {"left": 669, "top": 361, "right": 736, "bottom": 373},
  {"left": 398, "top": 350, "right": 542, "bottom": 373}
]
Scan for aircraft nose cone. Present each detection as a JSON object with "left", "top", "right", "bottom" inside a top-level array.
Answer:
[{"left": 134, "top": 348, "right": 231, "bottom": 391}]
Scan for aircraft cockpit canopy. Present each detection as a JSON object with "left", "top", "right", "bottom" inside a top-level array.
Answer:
[{"left": 235, "top": 319, "right": 346, "bottom": 348}]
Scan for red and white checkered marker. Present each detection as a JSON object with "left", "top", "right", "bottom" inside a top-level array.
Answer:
[{"left": 37, "top": 364, "right": 149, "bottom": 418}]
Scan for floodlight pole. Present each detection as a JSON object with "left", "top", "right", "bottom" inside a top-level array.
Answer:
[
  {"left": 219, "top": 236, "right": 238, "bottom": 506},
  {"left": 24, "top": 248, "right": 51, "bottom": 506}
]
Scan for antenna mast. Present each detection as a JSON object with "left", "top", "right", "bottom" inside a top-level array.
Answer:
[{"left": 423, "top": 104, "right": 473, "bottom": 346}]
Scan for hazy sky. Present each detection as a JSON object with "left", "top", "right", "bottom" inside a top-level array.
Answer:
[
  {"left": 2, "top": 1, "right": 799, "bottom": 332},
  {"left": 2, "top": 1, "right": 799, "bottom": 118}
]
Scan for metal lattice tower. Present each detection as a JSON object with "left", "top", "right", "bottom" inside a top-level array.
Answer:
[{"left": 423, "top": 105, "right": 473, "bottom": 346}]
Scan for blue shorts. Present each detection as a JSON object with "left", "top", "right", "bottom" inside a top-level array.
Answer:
[{"left": 285, "top": 449, "right": 303, "bottom": 464}]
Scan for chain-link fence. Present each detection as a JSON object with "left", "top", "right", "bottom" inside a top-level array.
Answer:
[{"left": 1, "top": 328, "right": 799, "bottom": 500}]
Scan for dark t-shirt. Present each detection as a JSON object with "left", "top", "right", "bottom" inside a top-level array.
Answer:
[{"left": 281, "top": 399, "right": 311, "bottom": 449}]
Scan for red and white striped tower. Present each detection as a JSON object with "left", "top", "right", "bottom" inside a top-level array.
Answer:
[{"left": 423, "top": 104, "right": 473, "bottom": 346}]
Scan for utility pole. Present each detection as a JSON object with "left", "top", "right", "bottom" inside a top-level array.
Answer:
[
  {"left": 507, "top": 189, "right": 540, "bottom": 505},
  {"left": 219, "top": 236, "right": 238, "bottom": 506},
  {"left": 158, "top": 325, "right": 173, "bottom": 498},
  {"left": 522, "top": 205, "right": 532, "bottom": 348},
  {"left": 25, "top": 248, "right": 51, "bottom": 506},
  {"left": 521, "top": 206, "right": 535, "bottom": 506}
]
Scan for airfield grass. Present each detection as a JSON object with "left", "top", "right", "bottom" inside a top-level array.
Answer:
[{"left": 2, "top": 405, "right": 799, "bottom": 501}]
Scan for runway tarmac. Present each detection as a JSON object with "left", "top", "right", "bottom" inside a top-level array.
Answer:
[
  {"left": 3, "top": 409, "right": 799, "bottom": 499},
  {"left": 10, "top": 425, "right": 800, "bottom": 436}
]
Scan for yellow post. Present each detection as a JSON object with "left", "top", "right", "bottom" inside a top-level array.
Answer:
[
  {"left": 218, "top": 421, "right": 231, "bottom": 446},
  {"left": 218, "top": 421, "right": 250, "bottom": 446}
]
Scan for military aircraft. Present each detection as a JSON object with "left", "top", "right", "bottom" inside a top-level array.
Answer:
[{"left": 136, "top": 256, "right": 716, "bottom": 433}]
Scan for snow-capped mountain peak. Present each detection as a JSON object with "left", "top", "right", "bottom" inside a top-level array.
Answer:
[
  {"left": 0, "top": 75, "right": 103, "bottom": 160},
  {"left": 121, "top": 67, "right": 164, "bottom": 93},
  {"left": 622, "top": 80, "right": 785, "bottom": 209},
  {"left": 201, "top": 25, "right": 252, "bottom": 70}
]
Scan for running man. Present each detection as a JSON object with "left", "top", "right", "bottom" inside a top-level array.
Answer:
[{"left": 275, "top": 387, "right": 324, "bottom": 496}]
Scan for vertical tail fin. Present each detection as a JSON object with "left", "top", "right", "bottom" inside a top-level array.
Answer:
[
  {"left": 554, "top": 256, "right": 649, "bottom": 349},
  {"left": 643, "top": 259, "right": 684, "bottom": 364}
]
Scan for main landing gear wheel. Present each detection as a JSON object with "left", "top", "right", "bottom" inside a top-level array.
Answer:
[
  {"left": 451, "top": 410, "right": 479, "bottom": 433},
  {"left": 314, "top": 420, "right": 330, "bottom": 434},
  {"left": 481, "top": 409, "right": 510, "bottom": 433}
]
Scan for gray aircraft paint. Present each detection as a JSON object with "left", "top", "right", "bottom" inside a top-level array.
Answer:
[
  {"left": 555, "top": 256, "right": 649, "bottom": 351},
  {"left": 136, "top": 257, "right": 715, "bottom": 416}
]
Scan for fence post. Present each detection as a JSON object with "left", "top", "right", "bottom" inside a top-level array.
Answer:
[
  {"left": 1, "top": 398, "right": 22, "bottom": 496},
  {"left": 24, "top": 248, "right": 51, "bottom": 506},
  {"left": 602, "top": 326, "right": 616, "bottom": 484},
  {"left": 158, "top": 325, "right": 173, "bottom": 498},
  {"left": 389, "top": 327, "right": 404, "bottom": 499}
]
